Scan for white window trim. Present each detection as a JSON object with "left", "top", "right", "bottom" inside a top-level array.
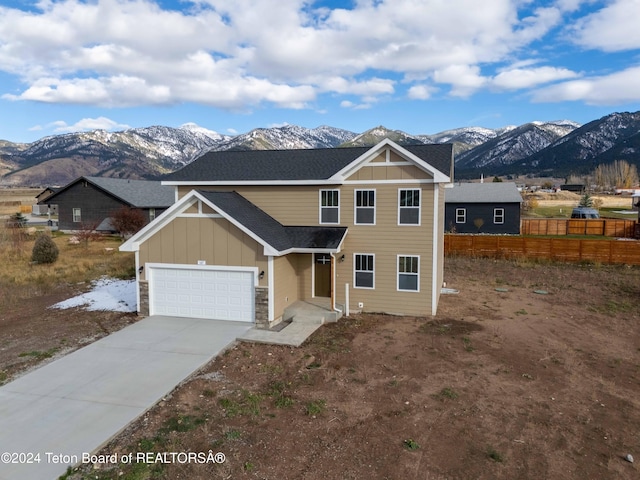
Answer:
[
  {"left": 354, "top": 189, "right": 376, "bottom": 225},
  {"left": 353, "top": 253, "right": 375, "bottom": 289},
  {"left": 397, "top": 254, "right": 420, "bottom": 292},
  {"left": 456, "top": 208, "right": 466, "bottom": 223},
  {"left": 494, "top": 208, "right": 505, "bottom": 224},
  {"left": 397, "top": 188, "right": 421, "bottom": 226},
  {"left": 72, "top": 208, "right": 81, "bottom": 223},
  {"left": 319, "top": 189, "right": 340, "bottom": 225}
]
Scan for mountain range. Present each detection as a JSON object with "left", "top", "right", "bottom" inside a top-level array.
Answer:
[{"left": 1, "top": 111, "right": 639, "bottom": 187}]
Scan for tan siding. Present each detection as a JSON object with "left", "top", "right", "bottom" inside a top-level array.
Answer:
[
  {"left": 388, "top": 151, "right": 404, "bottom": 163},
  {"left": 273, "top": 255, "right": 302, "bottom": 319},
  {"left": 298, "top": 255, "right": 313, "bottom": 299},
  {"left": 369, "top": 151, "right": 386, "bottom": 162},
  {"left": 372, "top": 167, "right": 387, "bottom": 181},
  {"left": 333, "top": 183, "right": 435, "bottom": 316},
  {"left": 401, "top": 164, "right": 433, "bottom": 180},
  {"left": 184, "top": 203, "right": 198, "bottom": 214},
  {"left": 172, "top": 178, "right": 442, "bottom": 316},
  {"left": 202, "top": 203, "right": 216, "bottom": 214},
  {"left": 139, "top": 216, "right": 268, "bottom": 285},
  {"left": 346, "top": 164, "right": 432, "bottom": 182}
]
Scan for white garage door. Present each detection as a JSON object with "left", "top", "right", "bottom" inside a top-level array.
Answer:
[{"left": 149, "top": 265, "right": 255, "bottom": 322}]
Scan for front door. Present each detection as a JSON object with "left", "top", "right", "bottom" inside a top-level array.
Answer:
[{"left": 314, "top": 253, "right": 331, "bottom": 297}]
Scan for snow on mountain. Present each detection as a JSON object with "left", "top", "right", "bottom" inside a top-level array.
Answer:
[
  {"left": 455, "top": 121, "right": 581, "bottom": 172},
  {"left": 2, "top": 113, "right": 638, "bottom": 186},
  {"left": 213, "top": 124, "right": 356, "bottom": 151}
]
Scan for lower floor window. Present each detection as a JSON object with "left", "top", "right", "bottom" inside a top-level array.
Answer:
[
  {"left": 456, "top": 208, "right": 466, "bottom": 223},
  {"left": 494, "top": 208, "right": 505, "bottom": 224},
  {"left": 72, "top": 208, "right": 81, "bottom": 223},
  {"left": 398, "top": 255, "right": 419, "bottom": 291},
  {"left": 354, "top": 254, "right": 374, "bottom": 289}
]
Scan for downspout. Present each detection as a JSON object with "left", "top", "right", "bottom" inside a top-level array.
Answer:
[
  {"left": 329, "top": 252, "right": 339, "bottom": 313},
  {"left": 135, "top": 250, "right": 141, "bottom": 315}
]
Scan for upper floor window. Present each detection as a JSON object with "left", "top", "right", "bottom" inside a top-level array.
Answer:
[
  {"left": 398, "top": 189, "right": 420, "bottom": 225},
  {"left": 494, "top": 208, "right": 504, "bottom": 224},
  {"left": 354, "top": 189, "right": 375, "bottom": 225},
  {"left": 456, "top": 208, "right": 466, "bottom": 223},
  {"left": 354, "top": 253, "right": 375, "bottom": 289},
  {"left": 72, "top": 208, "right": 81, "bottom": 223},
  {"left": 149, "top": 208, "right": 156, "bottom": 221},
  {"left": 319, "top": 189, "right": 340, "bottom": 224}
]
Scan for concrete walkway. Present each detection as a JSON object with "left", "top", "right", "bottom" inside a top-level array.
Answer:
[{"left": 0, "top": 316, "right": 251, "bottom": 480}]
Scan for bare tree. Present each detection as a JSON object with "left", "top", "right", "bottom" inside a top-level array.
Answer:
[{"left": 110, "top": 206, "right": 146, "bottom": 237}]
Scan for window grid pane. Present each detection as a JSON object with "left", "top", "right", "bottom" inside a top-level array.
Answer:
[
  {"left": 398, "top": 256, "right": 419, "bottom": 291},
  {"left": 399, "top": 189, "right": 420, "bottom": 224},
  {"left": 354, "top": 254, "right": 374, "bottom": 288},
  {"left": 400, "top": 189, "right": 420, "bottom": 207},
  {"left": 321, "top": 190, "right": 339, "bottom": 223},
  {"left": 322, "top": 190, "right": 339, "bottom": 207},
  {"left": 355, "top": 190, "right": 375, "bottom": 224}
]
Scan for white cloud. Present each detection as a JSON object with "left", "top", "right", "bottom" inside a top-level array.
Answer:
[
  {"left": 0, "top": 0, "right": 636, "bottom": 111},
  {"left": 492, "top": 66, "right": 580, "bottom": 90},
  {"left": 531, "top": 66, "right": 640, "bottom": 105},
  {"left": 432, "top": 65, "right": 487, "bottom": 97},
  {"left": 43, "top": 116, "right": 131, "bottom": 134},
  {"left": 407, "top": 84, "right": 435, "bottom": 100},
  {"left": 570, "top": 0, "right": 640, "bottom": 51}
]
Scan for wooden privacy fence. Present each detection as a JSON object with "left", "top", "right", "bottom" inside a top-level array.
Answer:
[
  {"left": 445, "top": 234, "right": 640, "bottom": 266},
  {"left": 522, "top": 218, "right": 637, "bottom": 238}
]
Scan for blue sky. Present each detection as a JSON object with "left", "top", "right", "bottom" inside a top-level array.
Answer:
[{"left": 1, "top": 0, "right": 639, "bottom": 143}]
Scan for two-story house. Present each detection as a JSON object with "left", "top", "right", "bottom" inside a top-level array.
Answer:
[{"left": 120, "top": 139, "right": 453, "bottom": 328}]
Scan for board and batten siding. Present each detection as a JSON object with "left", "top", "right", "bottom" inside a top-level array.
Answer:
[
  {"left": 272, "top": 254, "right": 303, "bottom": 321},
  {"left": 138, "top": 216, "right": 268, "bottom": 286}
]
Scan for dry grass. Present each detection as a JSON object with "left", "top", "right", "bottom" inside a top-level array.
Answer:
[
  {"left": 0, "top": 188, "right": 41, "bottom": 215},
  {"left": 0, "top": 226, "right": 135, "bottom": 309}
]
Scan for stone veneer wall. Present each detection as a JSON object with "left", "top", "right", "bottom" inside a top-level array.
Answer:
[
  {"left": 254, "top": 286, "right": 269, "bottom": 329},
  {"left": 139, "top": 280, "right": 149, "bottom": 317}
]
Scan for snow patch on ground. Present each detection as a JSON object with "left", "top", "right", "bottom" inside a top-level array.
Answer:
[{"left": 52, "top": 277, "right": 137, "bottom": 312}]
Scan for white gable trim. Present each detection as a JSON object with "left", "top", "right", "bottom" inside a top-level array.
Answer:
[
  {"left": 329, "top": 139, "right": 450, "bottom": 184},
  {"left": 120, "top": 189, "right": 281, "bottom": 256}
]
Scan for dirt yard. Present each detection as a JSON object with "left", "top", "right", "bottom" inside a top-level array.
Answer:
[{"left": 7, "top": 256, "right": 623, "bottom": 480}]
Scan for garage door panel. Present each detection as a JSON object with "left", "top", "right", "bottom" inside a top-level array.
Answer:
[{"left": 150, "top": 266, "right": 254, "bottom": 322}]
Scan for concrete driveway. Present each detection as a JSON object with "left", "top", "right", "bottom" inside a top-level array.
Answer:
[{"left": 0, "top": 315, "right": 251, "bottom": 480}]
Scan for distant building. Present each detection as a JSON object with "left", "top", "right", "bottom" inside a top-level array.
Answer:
[
  {"left": 445, "top": 182, "right": 523, "bottom": 234},
  {"left": 560, "top": 184, "right": 586, "bottom": 194},
  {"left": 39, "top": 176, "right": 175, "bottom": 232}
]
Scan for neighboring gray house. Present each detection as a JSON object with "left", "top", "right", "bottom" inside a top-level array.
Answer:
[
  {"left": 39, "top": 176, "right": 175, "bottom": 232},
  {"left": 445, "top": 182, "right": 523, "bottom": 234}
]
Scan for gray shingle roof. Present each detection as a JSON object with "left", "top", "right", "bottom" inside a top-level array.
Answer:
[
  {"left": 84, "top": 177, "right": 175, "bottom": 207},
  {"left": 198, "top": 191, "right": 347, "bottom": 252},
  {"left": 446, "top": 182, "right": 523, "bottom": 203},
  {"left": 166, "top": 144, "right": 453, "bottom": 182}
]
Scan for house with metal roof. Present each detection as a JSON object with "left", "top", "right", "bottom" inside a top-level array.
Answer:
[
  {"left": 445, "top": 182, "right": 523, "bottom": 234},
  {"left": 40, "top": 176, "right": 175, "bottom": 232},
  {"left": 120, "top": 139, "right": 454, "bottom": 328}
]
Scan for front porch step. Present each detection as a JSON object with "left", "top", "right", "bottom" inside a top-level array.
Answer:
[{"left": 284, "top": 301, "right": 344, "bottom": 325}]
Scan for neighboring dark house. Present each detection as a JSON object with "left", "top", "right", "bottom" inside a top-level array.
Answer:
[
  {"left": 445, "top": 182, "right": 523, "bottom": 234},
  {"left": 40, "top": 176, "right": 175, "bottom": 232}
]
